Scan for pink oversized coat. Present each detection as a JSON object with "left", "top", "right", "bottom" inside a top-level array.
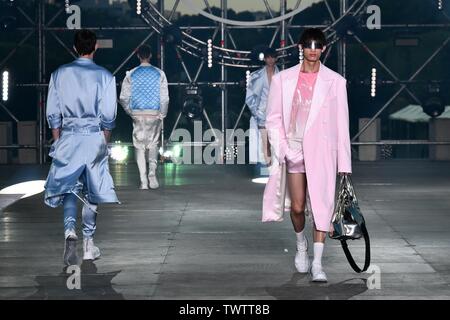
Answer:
[{"left": 262, "top": 62, "right": 352, "bottom": 232}]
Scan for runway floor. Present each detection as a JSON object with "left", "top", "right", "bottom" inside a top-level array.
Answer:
[{"left": 1, "top": 160, "right": 450, "bottom": 300}]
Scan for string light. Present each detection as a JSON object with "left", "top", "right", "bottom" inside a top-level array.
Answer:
[
  {"left": 2, "top": 71, "right": 9, "bottom": 102},
  {"left": 136, "top": 0, "right": 142, "bottom": 15},
  {"left": 299, "top": 46, "right": 304, "bottom": 63},
  {"left": 246, "top": 70, "right": 251, "bottom": 88},
  {"left": 65, "top": 0, "right": 70, "bottom": 13},
  {"left": 438, "top": 0, "right": 443, "bottom": 10},
  {"left": 371, "top": 68, "right": 377, "bottom": 97},
  {"left": 207, "top": 39, "right": 213, "bottom": 68},
  {"left": 258, "top": 52, "right": 265, "bottom": 61}
]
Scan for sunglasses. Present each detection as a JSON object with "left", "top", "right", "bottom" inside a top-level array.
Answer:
[{"left": 302, "top": 40, "right": 324, "bottom": 50}]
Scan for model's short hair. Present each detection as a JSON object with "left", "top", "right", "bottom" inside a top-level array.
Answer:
[
  {"left": 298, "top": 28, "right": 326, "bottom": 46},
  {"left": 137, "top": 45, "right": 152, "bottom": 60},
  {"left": 264, "top": 47, "right": 277, "bottom": 58},
  {"left": 74, "top": 29, "right": 97, "bottom": 56}
]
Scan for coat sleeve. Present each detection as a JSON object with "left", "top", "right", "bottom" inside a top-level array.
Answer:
[
  {"left": 99, "top": 76, "right": 117, "bottom": 130},
  {"left": 337, "top": 78, "right": 352, "bottom": 173},
  {"left": 265, "top": 74, "right": 287, "bottom": 163},
  {"left": 159, "top": 70, "right": 169, "bottom": 118},
  {"left": 119, "top": 71, "right": 133, "bottom": 116},
  {"left": 245, "top": 73, "right": 259, "bottom": 119},
  {"left": 46, "top": 73, "right": 62, "bottom": 129}
]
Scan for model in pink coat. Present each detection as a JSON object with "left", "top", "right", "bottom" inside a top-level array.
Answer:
[{"left": 262, "top": 28, "right": 352, "bottom": 282}]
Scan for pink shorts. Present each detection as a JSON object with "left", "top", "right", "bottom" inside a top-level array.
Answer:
[{"left": 285, "top": 147, "right": 306, "bottom": 173}]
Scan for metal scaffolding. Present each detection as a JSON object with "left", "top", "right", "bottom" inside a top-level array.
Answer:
[{"left": 1, "top": 0, "right": 450, "bottom": 164}]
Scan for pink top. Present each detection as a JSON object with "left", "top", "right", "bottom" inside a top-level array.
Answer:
[{"left": 287, "top": 71, "right": 318, "bottom": 149}]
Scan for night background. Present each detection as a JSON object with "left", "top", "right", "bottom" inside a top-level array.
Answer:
[{"left": 1, "top": 0, "right": 450, "bottom": 159}]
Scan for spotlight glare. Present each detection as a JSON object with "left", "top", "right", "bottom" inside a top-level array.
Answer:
[
  {"left": 110, "top": 143, "right": 129, "bottom": 162},
  {"left": 0, "top": 180, "right": 46, "bottom": 199},
  {"left": 252, "top": 177, "right": 269, "bottom": 184}
]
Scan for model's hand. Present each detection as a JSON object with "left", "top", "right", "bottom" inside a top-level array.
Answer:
[
  {"left": 265, "top": 155, "right": 272, "bottom": 167},
  {"left": 51, "top": 128, "right": 60, "bottom": 141},
  {"left": 103, "top": 130, "right": 111, "bottom": 143}
]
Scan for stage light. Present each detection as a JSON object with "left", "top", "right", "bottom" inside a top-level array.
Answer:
[
  {"left": 110, "top": 142, "right": 129, "bottom": 162},
  {"left": 2, "top": 70, "right": 8, "bottom": 102},
  {"left": 159, "top": 143, "right": 182, "bottom": 163},
  {"left": 136, "top": 0, "right": 141, "bottom": 15},
  {"left": 252, "top": 177, "right": 269, "bottom": 184},
  {"left": 172, "top": 143, "right": 182, "bottom": 158},
  {"left": 0, "top": 180, "right": 46, "bottom": 199},
  {"left": 370, "top": 68, "right": 376, "bottom": 98},
  {"left": 162, "top": 149, "right": 173, "bottom": 158},
  {"left": 251, "top": 45, "right": 268, "bottom": 64},
  {"left": 207, "top": 39, "right": 213, "bottom": 68},
  {"left": 423, "top": 84, "right": 445, "bottom": 118},
  {"left": 423, "top": 96, "right": 444, "bottom": 118},
  {"left": 182, "top": 86, "right": 203, "bottom": 120},
  {"left": 224, "top": 145, "right": 239, "bottom": 162},
  {"left": 246, "top": 70, "right": 251, "bottom": 87},
  {"left": 64, "top": 0, "right": 70, "bottom": 13},
  {"left": 299, "top": 47, "right": 304, "bottom": 63}
]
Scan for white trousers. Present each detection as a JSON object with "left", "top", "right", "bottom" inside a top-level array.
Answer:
[{"left": 132, "top": 116, "right": 162, "bottom": 183}]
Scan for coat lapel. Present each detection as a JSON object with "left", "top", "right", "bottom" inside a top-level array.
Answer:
[
  {"left": 282, "top": 64, "right": 300, "bottom": 133},
  {"left": 304, "top": 63, "right": 333, "bottom": 135}
]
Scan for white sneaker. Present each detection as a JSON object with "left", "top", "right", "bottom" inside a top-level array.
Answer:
[
  {"left": 148, "top": 175, "right": 159, "bottom": 189},
  {"left": 83, "top": 238, "right": 101, "bottom": 261},
  {"left": 139, "top": 181, "right": 149, "bottom": 190},
  {"left": 311, "top": 264, "right": 328, "bottom": 282},
  {"left": 295, "top": 237, "right": 310, "bottom": 273}
]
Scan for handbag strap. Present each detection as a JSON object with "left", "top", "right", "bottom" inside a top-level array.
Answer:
[{"left": 340, "top": 223, "right": 371, "bottom": 273}]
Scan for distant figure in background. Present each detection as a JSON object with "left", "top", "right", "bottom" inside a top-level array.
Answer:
[
  {"left": 119, "top": 45, "right": 169, "bottom": 190},
  {"left": 44, "top": 29, "right": 119, "bottom": 266},
  {"left": 246, "top": 47, "right": 280, "bottom": 176}
]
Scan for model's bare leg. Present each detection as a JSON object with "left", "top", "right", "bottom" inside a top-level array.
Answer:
[
  {"left": 259, "top": 128, "right": 272, "bottom": 166},
  {"left": 313, "top": 228, "right": 326, "bottom": 243},
  {"left": 288, "top": 172, "right": 310, "bottom": 273},
  {"left": 287, "top": 172, "right": 307, "bottom": 232}
]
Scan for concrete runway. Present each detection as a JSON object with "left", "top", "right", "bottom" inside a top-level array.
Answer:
[{"left": 0, "top": 160, "right": 449, "bottom": 299}]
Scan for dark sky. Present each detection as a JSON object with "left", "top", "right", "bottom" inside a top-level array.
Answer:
[
  {"left": 111, "top": 0, "right": 321, "bottom": 13},
  {"left": 170, "top": 0, "right": 321, "bottom": 13}
]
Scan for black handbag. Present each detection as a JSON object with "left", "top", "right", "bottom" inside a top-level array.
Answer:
[{"left": 329, "top": 174, "right": 371, "bottom": 273}]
